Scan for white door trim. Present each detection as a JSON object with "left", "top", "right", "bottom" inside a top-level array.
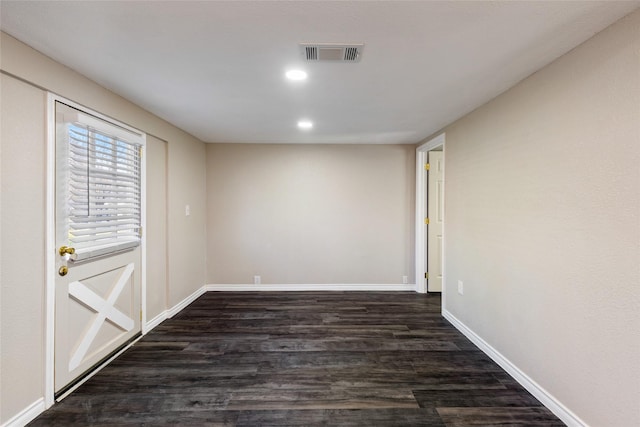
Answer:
[
  {"left": 44, "top": 93, "right": 147, "bottom": 408},
  {"left": 45, "top": 93, "right": 56, "bottom": 408},
  {"left": 415, "top": 133, "right": 445, "bottom": 294}
]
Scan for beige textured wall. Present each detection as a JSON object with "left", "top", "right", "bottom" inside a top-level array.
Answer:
[
  {"left": 145, "top": 135, "right": 168, "bottom": 320},
  {"left": 168, "top": 134, "right": 207, "bottom": 306},
  {"left": 442, "top": 10, "right": 639, "bottom": 426},
  {"left": 0, "top": 32, "right": 207, "bottom": 424},
  {"left": 206, "top": 143, "right": 415, "bottom": 285},
  {"left": 0, "top": 74, "right": 46, "bottom": 423}
]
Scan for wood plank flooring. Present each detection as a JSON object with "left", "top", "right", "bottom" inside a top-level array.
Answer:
[{"left": 30, "top": 292, "right": 564, "bottom": 426}]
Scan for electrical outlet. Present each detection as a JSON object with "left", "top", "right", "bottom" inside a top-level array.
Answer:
[
  {"left": 185, "top": 205, "right": 190, "bottom": 216},
  {"left": 402, "top": 275, "right": 408, "bottom": 284},
  {"left": 254, "top": 275, "right": 261, "bottom": 285},
  {"left": 458, "top": 280, "right": 464, "bottom": 295}
]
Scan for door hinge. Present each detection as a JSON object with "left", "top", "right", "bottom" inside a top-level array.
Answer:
[
  {"left": 425, "top": 163, "right": 430, "bottom": 170},
  {"left": 425, "top": 272, "right": 429, "bottom": 279},
  {"left": 139, "top": 227, "right": 143, "bottom": 238},
  {"left": 424, "top": 217, "right": 430, "bottom": 225},
  {"left": 140, "top": 310, "right": 143, "bottom": 321}
]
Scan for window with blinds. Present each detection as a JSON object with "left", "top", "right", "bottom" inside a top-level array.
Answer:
[{"left": 57, "top": 102, "right": 144, "bottom": 259}]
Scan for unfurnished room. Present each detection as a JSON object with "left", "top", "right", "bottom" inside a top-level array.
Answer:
[{"left": 1, "top": 1, "right": 639, "bottom": 426}]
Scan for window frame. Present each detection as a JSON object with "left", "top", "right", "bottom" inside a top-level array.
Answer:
[{"left": 56, "top": 101, "right": 146, "bottom": 262}]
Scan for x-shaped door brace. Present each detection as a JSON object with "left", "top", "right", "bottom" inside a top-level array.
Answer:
[{"left": 68, "top": 263, "right": 135, "bottom": 371}]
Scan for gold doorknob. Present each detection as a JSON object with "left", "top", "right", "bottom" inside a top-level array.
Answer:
[
  {"left": 58, "top": 266, "right": 68, "bottom": 276},
  {"left": 58, "top": 246, "right": 76, "bottom": 256}
]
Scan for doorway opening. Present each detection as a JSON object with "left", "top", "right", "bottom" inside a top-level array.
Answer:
[{"left": 415, "top": 133, "right": 445, "bottom": 299}]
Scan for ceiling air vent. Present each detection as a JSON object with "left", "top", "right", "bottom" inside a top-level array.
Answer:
[
  {"left": 300, "top": 43, "right": 364, "bottom": 62},
  {"left": 305, "top": 46, "right": 318, "bottom": 61}
]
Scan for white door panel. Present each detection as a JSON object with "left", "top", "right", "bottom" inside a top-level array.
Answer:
[
  {"left": 54, "top": 101, "right": 142, "bottom": 394},
  {"left": 428, "top": 151, "right": 444, "bottom": 292},
  {"left": 55, "top": 251, "right": 140, "bottom": 390}
]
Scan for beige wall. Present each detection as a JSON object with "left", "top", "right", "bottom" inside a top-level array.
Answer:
[
  {"left": 167, "top": 133, "right": 207, "bottom": 305},
  {"left": 145, "top": 135, "right": 168, "bottom": 320},
  {"left": 442, "top": 10, "right": 639, "bottom": 427},
  {"left": 0, "top": 74, "right": 47, "bottom": 424},
  {"left": 0, "top": 32, "right": 207, "bottom": 424},
  {"left": 206, "top": 143, "right": 415, "bottom": 285}
]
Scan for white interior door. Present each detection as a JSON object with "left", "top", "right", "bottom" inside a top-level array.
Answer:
[
  {"left": 54, "top": 101, "right": 143, "bottom": 394},
  {"left": 427, "top": 151, "right": 444, "bottom": 292}
]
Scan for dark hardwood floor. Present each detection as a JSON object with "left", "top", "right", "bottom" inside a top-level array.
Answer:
[{"left": 30, "top": 292, "right": 564, "bottom": 426}]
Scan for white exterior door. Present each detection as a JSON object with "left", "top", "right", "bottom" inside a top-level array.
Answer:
[
  {"left": 427, "top": 151, "right": 444, "bottom": 292},
  {"left": 54, "top": 101, "right": 143, "bottom": 394}
]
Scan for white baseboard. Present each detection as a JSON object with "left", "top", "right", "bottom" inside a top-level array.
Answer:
[
  {"left": 167, "top": 286, "right": 207, "bottom": 318},
  {"left": 205, "top": 283, "right": 418, "bottom": 292},
  {"left": 144, "top": 310, "right": 168, "bottom": 333},
  {"left": 442, "top": 309, "right": 587, "bottom": 427},
  {"left": 1, "top": 398, "right": 45, "bottom": 427},
  {"left": 143, "top": 287, "right": 207, "bottom": 332}
]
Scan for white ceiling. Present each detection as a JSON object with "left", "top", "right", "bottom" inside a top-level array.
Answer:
[{"left": 1, "top": 1, "right": 638, "bottom": 144}]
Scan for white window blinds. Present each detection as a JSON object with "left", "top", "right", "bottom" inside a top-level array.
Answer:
[{"left": 57, "top": 103, "right": 144, "bottom": 259}]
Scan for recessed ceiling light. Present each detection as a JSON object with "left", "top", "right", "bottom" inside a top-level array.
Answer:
[
  {"left": 297, "top": 120, "right": 313, "bottom": 130},
  {"left": 286, "top": 69, "right": 308, "bottom": 81}
]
